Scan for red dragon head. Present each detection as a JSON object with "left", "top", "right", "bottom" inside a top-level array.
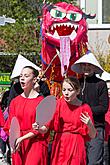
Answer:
[{"left": 40, "top": 2, "right": 95, "bottom": 82}]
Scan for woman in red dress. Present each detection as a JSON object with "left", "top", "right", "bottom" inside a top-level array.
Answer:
[
  {"left": 33, "top": 77, "right": 96, "bottom": 165},
  {"left": 4, "top": 66, "right": 49, "bottom": 165}
]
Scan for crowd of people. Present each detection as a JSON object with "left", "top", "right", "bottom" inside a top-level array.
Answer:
[{"left": 0, "top": 52, "right": 110, "bottom": 165}]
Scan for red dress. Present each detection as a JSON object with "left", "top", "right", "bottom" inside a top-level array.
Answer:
[
  {"left": 4, "top": 95, "right": 49, "bottom": 165},
  {"left": 49, "top": 97, "right": 94, "bottom": 165}
]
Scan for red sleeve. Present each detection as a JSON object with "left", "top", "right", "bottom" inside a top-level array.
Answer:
[
  {"left": 30, "top": 129, "right": 41, "bottom": 136},
  {"left": 82, "top": 104, "right": 95, "bottom": 142},
  {"left": 3, "top": 99, "right": 15, "bottom": 135},
  {"left": 82, "top": 104, "right": 94, "bottom": 124}
]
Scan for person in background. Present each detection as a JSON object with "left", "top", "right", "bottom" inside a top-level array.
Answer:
[
  {"left": 7, "top": 79, "right": 23, "bottom": 107},
  {"left": 33, "top": 76, "right": 96, "bottom": 165},
  {"left": 0, "top": 91, "right": 11, "bottom": 164},
  {"left": 1, "top": 90, "right": 10, "bottom": 111},
  {"left": 37, "top": 70, "right": 50, "bottom": 97},
  {"left": 4, "top": 66, "right": 49, "bottom": 165},
  {"left": 71, "top": 52, "right": 109, "bottom": 165},
  {"left": 0, "top": 93, "right": 5, "bottom": 129}
]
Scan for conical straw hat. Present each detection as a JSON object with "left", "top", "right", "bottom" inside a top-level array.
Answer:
[
  {"left": 11, "top": 54, "right": 41, "bottom": 79},
  {"left": 96, "top": 71, "right": 110, "bottom": 81},
  {"left": 71, "top": 51, "right": 104, "bottom": 74}
]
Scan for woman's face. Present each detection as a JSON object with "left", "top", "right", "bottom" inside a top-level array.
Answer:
[
  {"left": 19, "top": 68, "right": 36, "bottom": 90},
  {"left": 80, "top": 63, "right": 96, "bottom": 76},
  {"left": 62, "top": 81, "right": 78, "bottom": 103}
]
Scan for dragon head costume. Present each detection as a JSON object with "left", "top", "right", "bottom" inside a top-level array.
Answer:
[{"left": 40, "top": 2, "right": 95, "bottom": 97}]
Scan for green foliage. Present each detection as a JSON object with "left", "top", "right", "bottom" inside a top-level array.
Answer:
[
  {"left": 0, "top": 53, "right": 39, "bottom": 73},
  {"left": 103, "top": 54, "right": 110, "bottom": 73},
  {"left": 0, "top": 0, "right": 40, "bottom": 52},
  {"left": 0, "top": 0, "right": 42, "bottom": 72},
  {"left": 95, "top": 53, "right": 110, "bottom": 74}
]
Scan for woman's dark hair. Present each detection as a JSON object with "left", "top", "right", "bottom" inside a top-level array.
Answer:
[
  {"left": 23, "top": 66, "right": 39, "bottom": 77},
  {"left": 1, "top": 90, "right": 10, "bottom": 112},
  {"left": 63, "top": 76, "right": 80, "bottom": 92}
]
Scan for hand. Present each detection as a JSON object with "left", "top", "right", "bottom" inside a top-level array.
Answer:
[
  {"left": 32, "top": 122, "right": 48, "bottom": 134},
  {"left": 32, "top": 122, "right": 39, "bottom": 130},
  {"left": 14, "top": 137, "right": 23, "bottom": 152},
  {"left": 80, "top": 112, "right": 92, "bottom": 126}
]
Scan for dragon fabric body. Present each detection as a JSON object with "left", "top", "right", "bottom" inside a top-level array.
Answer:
[{"left": 40, "top": 2, "right": 95, "bottom": 97}]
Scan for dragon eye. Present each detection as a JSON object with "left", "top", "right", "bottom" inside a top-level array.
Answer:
[
  {"left": 66, "top": 13, "right": 82, "bottom": 22},
  {"left": 50, "top": 9, "right": 66, "bottom": 19}
]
